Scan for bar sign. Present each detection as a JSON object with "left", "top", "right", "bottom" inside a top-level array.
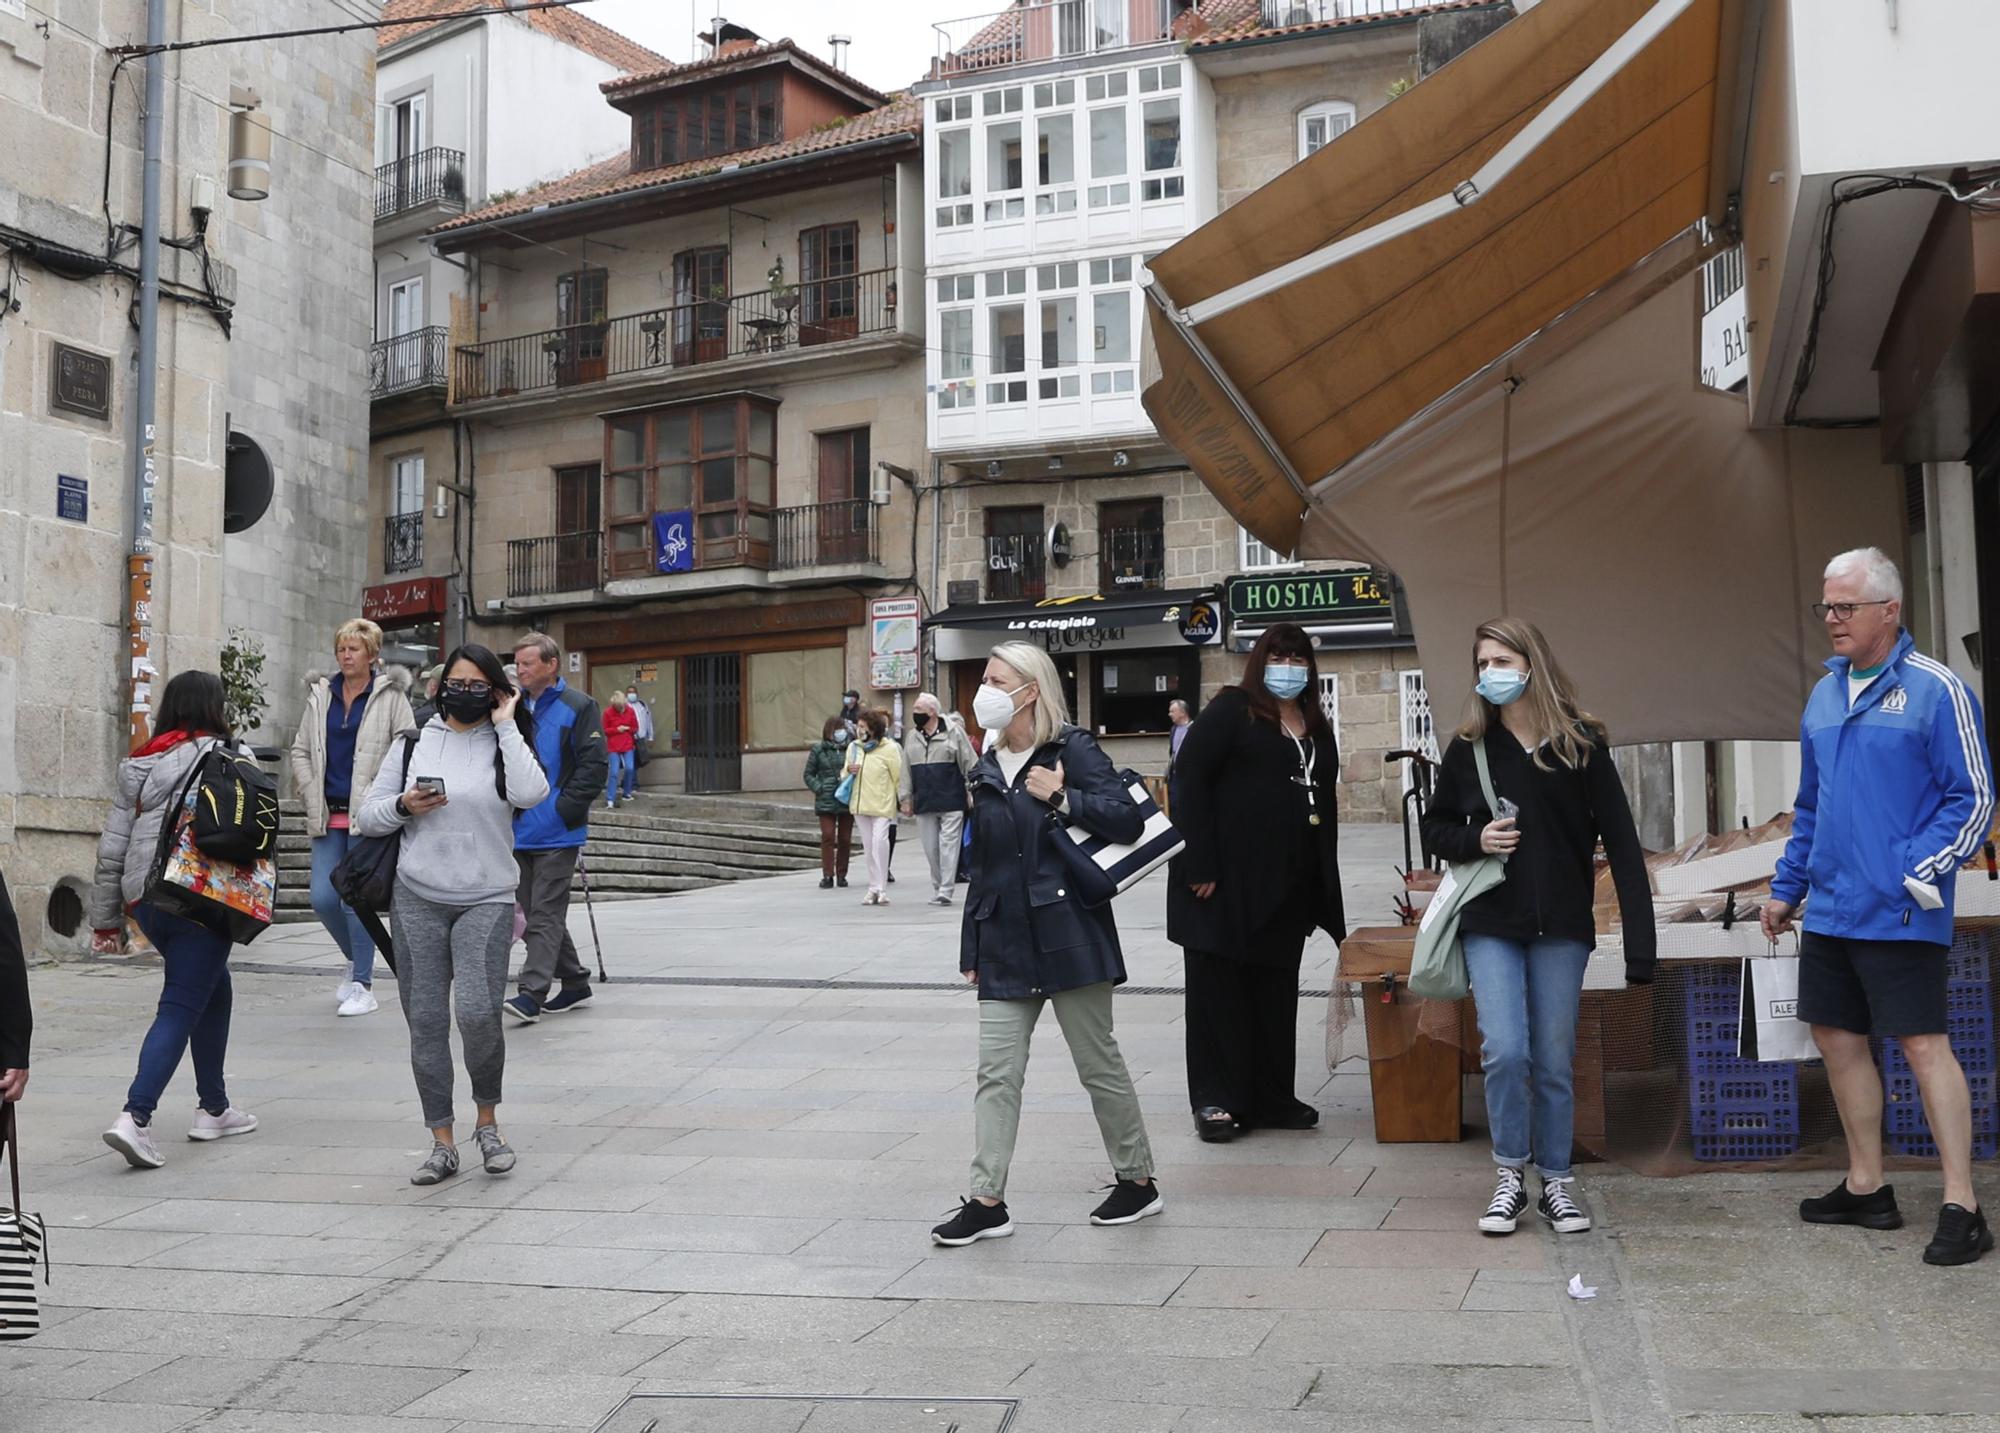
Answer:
[{"left": 57, "top": 473, "right": 87, "bottom": 523}]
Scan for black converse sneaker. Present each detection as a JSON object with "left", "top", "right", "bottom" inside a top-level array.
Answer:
[
  {"left": 1538, "top": 1176, "right": 1592, "bottom": 1234},
  {"left": 1478, "top": 1166, "right": 1527, "bottom": 1235},
  {"left": 1089, "top": 1178, "right": 1164, "bottom": 1226},
  {"left": 931, "top": 1198, "right": 1013, "bottom": 1247}
]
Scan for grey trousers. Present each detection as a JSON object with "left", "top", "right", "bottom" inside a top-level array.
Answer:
[
  {"left": 915, "top": 811, "right": 964, "bottom": 897},
  {"left": 515, "top": 847, "right": 588, "bottom": 1001},
  {"left": 970, "top": 981, "right": 1154, "bottom": 1200},
  {"left": 390, "top": 885, "right": 513, "bottom": 1128}
]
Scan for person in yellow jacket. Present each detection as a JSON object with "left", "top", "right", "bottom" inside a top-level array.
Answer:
[{"left": 846, "top": 709, "right": 904, "bottom": 906}]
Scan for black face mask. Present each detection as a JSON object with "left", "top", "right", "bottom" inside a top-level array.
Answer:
[
  {"left": 915, "top": 713, "right": 933, "bottom": 730},
  {"left": 440, "top": 690, "right": 495, "bottom": 724}
]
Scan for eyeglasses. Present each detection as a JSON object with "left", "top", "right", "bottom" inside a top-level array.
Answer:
[
  {"left": 442, "top": 679, "right": 493, "bottom": 696},
  {"left": 1810, "top": 600, "right": 1893, "bottom": 622}
]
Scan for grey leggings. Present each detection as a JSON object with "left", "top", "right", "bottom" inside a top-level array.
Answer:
[{"left": 390, "top": 884, "right": 513, "bottom": 1128}]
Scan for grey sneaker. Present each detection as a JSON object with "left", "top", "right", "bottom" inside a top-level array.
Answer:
[
  {"left": 410, "top": 1142, "right": 459, "bottom": 1186},
  {"left": 474, "top": 1125, "right": 516, "bottom": 1175}
]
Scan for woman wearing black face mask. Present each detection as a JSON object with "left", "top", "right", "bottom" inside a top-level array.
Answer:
[
  {"left": 898, "top": 693, "right": 977, "bottom": 905},
  {"left": 1168, "top": 622, "right": 1346, "bottom": 1142}
]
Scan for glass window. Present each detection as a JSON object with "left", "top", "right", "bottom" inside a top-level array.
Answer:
[
  {"left": 938, "top": 130, "right": 971, "bottom": 198},
  {"left": 1089, "top": 256, "right": 1133, "bottom": 286},
  {"left": 747, "top": 647, "right": 846, "bottom": 749},
  {"left": 985, "top": 505, "right": 1045, "bottom": 601},
  {"left": 984, "top": 268, "right": 1026, "bottom": 296},
  {"left": 1035, "top": 261, "right": 1078, "bottom": 290},
  {"left": 609, "top": 417, "right": 646, "bottom": 471},
  {"left": 935, "top": 94, "right": 971, "bottom": 122},
  {"left": 990, "top": 305, "right": 1026, "bottom": 374},
  {"left": 1093, "top": 290, "right": 1132, "bottom": 363},
  {"left": 1097, "top": 497, "right": 1163, "bottom": 592},
  {"left": 935, "top": 274, "right": 975, "bottom": 303},
  {"left": 1143, "top": 99, "right": 1180, "bottom": 171},
  {"left": 1040, "top": 295, "right": 1078, "bottom": 369},
  {"left": 1037, "top": 114, "right": 1074, "bottom": 187},
  {"left": 1298, "top": 101, "right": 1356, "bottom": 161},
  {"left": 1240, "top": 528, "right": 1299, "bottom": 571},
  {"left": 940, "top": 309, "right": 975, "bottom": 379},
  {"left": 1089, "top": 107, "right": 1126, "bottom": 178},
  {"left": 590, "top": 659, "right": 678, "bottom": 753},
  {"left": 1091, "top": 649, "right": 1198, "bottom": 737},
  {"left": 1086, "top": 71, "right": 1127, "bottom": 101},
  {"left": 1033, "top": 79, "right": 1075, "bottom": 107},
  {"left": 599, "top": 398, "right": 774, "bottom": 577}
]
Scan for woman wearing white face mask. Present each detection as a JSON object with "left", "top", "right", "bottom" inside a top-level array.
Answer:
[
  {"left": 930, "top": 641, "right": 1161, "bottom": 1247},
  {"left": 1168, "top": 623, "right": 1346, "bottom": 1143},
  {"left": 1420, "top": 617, "right": 1654, "bottom": 1239}
]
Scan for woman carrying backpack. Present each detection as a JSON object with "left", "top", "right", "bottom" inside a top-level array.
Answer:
[
  {"left": 355, "top": 643, "right": 549, "bottom": 1186},
  {"left": 90, "top": 672, "right": 260, "bottom": 1170}
]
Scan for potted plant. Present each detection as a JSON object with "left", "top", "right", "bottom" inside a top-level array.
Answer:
[
  {"left": 767, "top": 257, "right": 798, "bottom": 317},
  {"left": 441, "top": 161, "right": 466, "bottom": 204}
]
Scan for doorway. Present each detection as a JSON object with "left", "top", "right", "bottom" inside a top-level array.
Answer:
[{"left": 684, "top": 652, "right": 742, "bottom": 793}]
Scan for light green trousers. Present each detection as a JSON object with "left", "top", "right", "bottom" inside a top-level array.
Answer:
[{"left": 970, "top": 981, "right": 1155, "bottom": 1200}]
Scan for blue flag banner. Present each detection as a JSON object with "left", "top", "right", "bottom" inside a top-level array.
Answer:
[{"left": 653, "top": 510, "right": 694, "bottom": 573}]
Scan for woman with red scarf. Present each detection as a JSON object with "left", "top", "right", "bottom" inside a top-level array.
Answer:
[{"left": 89, "top": 671, "right": 259, "bottom": 1170}]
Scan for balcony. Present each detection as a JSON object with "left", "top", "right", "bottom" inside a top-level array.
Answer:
[
  {"left": 985, "top": 532, "right": 1047, "bottom": 601},
  {"left": 454, "top": 269, "right": 900, "bottom": 404},
  {"left": 375, "top": 146, "right": 466, "bottom": 224},
  {"left": 1257, "top": 0, "right": 1446, "bottom": 24},
  {"left": 384, "top": 512, "right": 425, "bottom": 575},
  {"left": 508, "top": 530, "right": 602, "bottom": 599},
  {"left": 774, "top": 500, "right": 880, "bottom": 571},
  {"left": 370, "top": 327, "right": 449, "bottom": 398},
  {"left": 934, "top": 0, "right": 1180, "bottom": 76}
]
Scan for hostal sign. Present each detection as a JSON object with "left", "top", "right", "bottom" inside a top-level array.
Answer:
[{"left": 1226, "top": 570, "right": 1393, "bottom": 623}]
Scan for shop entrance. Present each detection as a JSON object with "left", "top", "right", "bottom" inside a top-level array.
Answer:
[{"left": 684, "top": 652, "right": 742, "bottom": 793}]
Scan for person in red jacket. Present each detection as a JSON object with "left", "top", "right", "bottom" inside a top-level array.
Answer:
[{"left": 602, "top": 690, "right": 639, "bottom": 808}]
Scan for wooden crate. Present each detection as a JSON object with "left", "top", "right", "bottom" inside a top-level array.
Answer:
[{"left": 1360, "top": 983, "right": 1464, "bottom": 1143}]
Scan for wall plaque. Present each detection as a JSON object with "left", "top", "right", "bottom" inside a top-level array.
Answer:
[{"left": 50, "top": 342, "right": 112, "bottom": 421}]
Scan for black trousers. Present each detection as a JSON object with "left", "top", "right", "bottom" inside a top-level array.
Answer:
[{"left": 1183, "top": 937, "right": 1309, "bottom": 1123}]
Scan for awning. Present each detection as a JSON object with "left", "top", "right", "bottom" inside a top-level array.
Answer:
[
  {"left": 1143, "top": 0, "right": 1736, "bottom": 555},
  {"left": 926, "top": 589, "right": 1221, "bottom": 664}
]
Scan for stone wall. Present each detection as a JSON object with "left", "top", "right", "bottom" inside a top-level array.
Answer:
[{"left": 1209, "top": 33, "right": 1417, "bottom": 209}]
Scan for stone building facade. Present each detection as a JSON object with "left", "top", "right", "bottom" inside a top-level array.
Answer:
[{"left": 0, "top": 1, "right": 377, "bottom": 949}]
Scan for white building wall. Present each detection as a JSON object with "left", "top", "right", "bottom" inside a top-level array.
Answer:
[{"left": 484, "top": 18, "right": 633, "bottom": 198}]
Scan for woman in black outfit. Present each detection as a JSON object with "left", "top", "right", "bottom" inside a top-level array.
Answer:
[{"left": 1169, "top": 623, "right": 1346, "bottom": 1141}]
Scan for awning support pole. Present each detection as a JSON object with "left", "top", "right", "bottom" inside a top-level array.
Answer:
[{"left": 1181, "top": 0, "right": 1697, "bottom": 326}]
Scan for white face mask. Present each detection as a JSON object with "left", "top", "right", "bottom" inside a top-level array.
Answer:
[{"left": 973, "top": 682, "right": 1027, "bottom": 732}]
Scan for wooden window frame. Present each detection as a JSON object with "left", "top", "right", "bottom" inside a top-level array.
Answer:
[
  {"left": 984, "top": 504, "right": 1046, "bottom": 601},
  {"left": 601, "top": 397, "right": 778, "bottom": 579},
  {"left": 799, "top": 222, "right": 860, "bottom": 347}
]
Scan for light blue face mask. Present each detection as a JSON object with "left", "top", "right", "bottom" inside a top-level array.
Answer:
[
  {"left": 1264, "top": 663, "right": 1309, "bottom": 700},
  {"left": 1476, "top": 668, "right": 1530, "bottom": 706}
]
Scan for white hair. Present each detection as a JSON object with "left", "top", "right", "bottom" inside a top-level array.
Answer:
[
  {"left": 913, "top": 691, "right": 941, "bottom": 714},
  {"left": 988, "top": 641, "right": 1071, "bottom": 746},
  {"left": 1824, "top": 547, "right": 1903, "bottom": 603}
]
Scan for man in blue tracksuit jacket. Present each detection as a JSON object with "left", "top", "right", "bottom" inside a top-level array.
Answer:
[
  {"left": 506, "top": 632, "right": 609, "bottom": 1024},
  {"left": 1765, "top": 548, "right": 1995, "bottom": 1264}
]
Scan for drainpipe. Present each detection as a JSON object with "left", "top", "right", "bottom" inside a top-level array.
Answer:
[
  {"left": 929, "top": 456, "right": 946, "bottom": 695},
  {"left": 125, "top": 0, "right": 167, "bottom": 746}
]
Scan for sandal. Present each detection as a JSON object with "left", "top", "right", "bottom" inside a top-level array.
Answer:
[{"left": 1193, "top": 1107, "right": 1239, "bottom": 1143}]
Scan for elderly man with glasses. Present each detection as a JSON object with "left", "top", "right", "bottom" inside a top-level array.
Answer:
[{"left": 1765, "top": 547, "right": 1996, "bottom": 1264}]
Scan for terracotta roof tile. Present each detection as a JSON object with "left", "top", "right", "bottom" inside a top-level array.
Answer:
[
  {"left": 432, "top": 94, "right": 924, "bottom": 238},
  {"left": 604, "top": 38, "right": 892, "bottom": 106},
  {"left": 378, "top": 0, "right": 667, "bottom": 74},
  {"left": 1189, "top": 0, "right": 1504, "bottom": 48}
]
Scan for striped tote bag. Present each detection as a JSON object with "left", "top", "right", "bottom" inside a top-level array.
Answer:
[{"left": 1, "top": 1104, "right": 47, "bottom": 1341}]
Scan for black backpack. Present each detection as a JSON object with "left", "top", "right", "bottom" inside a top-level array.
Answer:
[{"left": 185, "top": 745, "right": 281, "bottom": 863}]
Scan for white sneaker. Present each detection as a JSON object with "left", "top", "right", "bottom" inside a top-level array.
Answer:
[
  {"left": 335, "top": 979, "right": 360, "bottom": 1006},
  {"left": 103, "top": 1112, "right": 164, "bottom": 1168},
  {"left": 187, "top": 1106, "right": 259, "bottom": 1142},
  {"left": 337, "top": 987, "right": 380, "bottom": 1017}
]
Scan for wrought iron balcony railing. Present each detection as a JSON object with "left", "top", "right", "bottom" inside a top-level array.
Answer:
[
  {"left": 1100, "top": 522, "right": 1165, "bottom": 590},
  {"left": 370, "top": 327, "right": 449, "bottom": 397},
  {"left": 375, "top": 146, "right": 467, "bottom": 221},
  {"left": 772, "top": 499, "right": 879, "bottom": 570},
  {"left": 985, "top": 532, "right": 1047, "bottom": 601},
  {"left": 507, "top": 530, "right": 602, "bottom": 598},
  {"left": 1259, "top": 0, "right": 1446, "bottom": 25},
  {"left": 384, "top": 512, "right": 425, "bottom": 574},
  {"left": 454, "top": 268, "right": 899, "bottom": 402},
  {"left": 934, "top": 0, "right": 1177, "bottom": 76}
]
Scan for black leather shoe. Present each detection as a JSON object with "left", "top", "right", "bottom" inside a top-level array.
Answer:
[
  {"left": 1923, "top": 1204, "right": 1994, "bottom": 1266},
  {"left": 1800, "top": 1179, "right": 1903, "bottom": 1230},
  {"left": 1261, "top": 1101, "right": 1320, "bottom": 1131},
  {"left": 1193, "top": 1107, "right": 1238, "bottom": 1142},
  {"left": 819, "top": 876, "right": 833, "bottom": 889}
]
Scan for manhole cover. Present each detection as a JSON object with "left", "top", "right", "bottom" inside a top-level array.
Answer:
[{"left": 595, "top": 1394, "right": 1019, "bottom": 1432}]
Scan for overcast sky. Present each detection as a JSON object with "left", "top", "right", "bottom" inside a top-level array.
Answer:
[{"left": 582, "top": 0, "right": 949, "bottom": 93}]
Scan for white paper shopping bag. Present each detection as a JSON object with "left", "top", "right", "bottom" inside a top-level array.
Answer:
[{"left": 1738, "top": 948, "right": 1818, "bottom": 1062}]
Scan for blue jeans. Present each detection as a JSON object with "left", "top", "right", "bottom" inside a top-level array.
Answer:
[
  {"left": 126, "top": 904, "right": 233, "bottom": 1124},
  {"left": 1463, "top": 933, "right": 1592, "bottom": 1179},
  {"left": 607, "top": 750, "right": 634, "bottom": 802},
  {"left": 309, "top": 829, "right": 376, "bottom": 985}
]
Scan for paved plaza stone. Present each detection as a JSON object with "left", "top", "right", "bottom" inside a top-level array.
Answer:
[{"left": 3, "top": 825, "right": 1996, "bottom": 1431}]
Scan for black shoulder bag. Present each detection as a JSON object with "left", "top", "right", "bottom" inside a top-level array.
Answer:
[{"left": 329, "top": 730, "right": 421, "bottom": 973}]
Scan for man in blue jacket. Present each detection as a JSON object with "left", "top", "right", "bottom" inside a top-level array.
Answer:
[
  {"left": 1765, "top": 547, "right": 1995, "bottom": 1264},
  {"left": 506, "top": 632, "right": 609, "bottom": 1024}
]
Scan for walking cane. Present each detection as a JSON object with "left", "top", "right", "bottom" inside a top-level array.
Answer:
[{"left": 576, "top": 854, "right": 609, "bottom": 983}]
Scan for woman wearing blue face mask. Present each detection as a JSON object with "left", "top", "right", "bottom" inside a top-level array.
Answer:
[
  {"left": 1169, "top": 623, "right": 1346, "bottom": 1142},
  {"left": 1420, "top": 617, "right": 1654, "bottom": 1240}
]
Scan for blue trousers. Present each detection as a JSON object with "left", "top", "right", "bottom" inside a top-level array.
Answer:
[
  {"left": 1463, "top": 933, "right": 1592, "bottom": 1179},
  {"left": 309, "top": 829, "right": 377, "bottom": 985},
  {"left": 607, "top": 749, "right": 635, "bottom": 802},
  {"left": 126, "top": 904, "right": 233, "bottom": 1123}
]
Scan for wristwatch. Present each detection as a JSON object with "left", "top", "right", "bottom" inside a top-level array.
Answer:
[{"left": 394, "top": 797, "right": 412, "bottom": 818}]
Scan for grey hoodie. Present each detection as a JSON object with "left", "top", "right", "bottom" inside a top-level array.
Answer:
[{"left": 355, "top": 716, "right": 550, "bottom": 906}]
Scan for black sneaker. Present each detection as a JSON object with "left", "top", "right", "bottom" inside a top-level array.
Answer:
[
  {"left": 503, "top": 994, "right": 540, "bottom": 1024},
  {"left": 1089, "top": 1178, "right": 1164, "bottom": 1226},
  {"left": 931, "top": 1197, "right": 1012, "bottom": 1247},
  {"left": 1479, "top": 1166, "right": 1527, "bottom": 1235},
  {"left": 1923, "top": 1203, "right": 1994, "bottom": 1266},
  {"left": 1537, "top": 1177, "right": 1592, "bottom": 1234},
  {"left": 543, "top": 986, "right": 593, "bottom": 1014},
  {"left": 1800, "top": 1179, "right": 1904, "bottom": 1230},
  {"left": 836, "top": 876, "right": 848, "bottom": 888}
]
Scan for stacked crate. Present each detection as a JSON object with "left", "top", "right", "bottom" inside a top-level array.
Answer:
[
  {"left": 1687, "top": 964, "right": 1801, "bottom": 1161},
  {"left": 1882, "top": 936, "right": 1998, "bottom": 1160}
]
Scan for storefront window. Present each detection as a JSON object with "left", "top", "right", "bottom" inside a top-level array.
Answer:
[
  {"left": 586, "top": 658, "right": 679, "bottom": 751},
  {"left": 1091, "top": 649, "right": 1198, "bottom": 737},
  {"left": 746, "top": 646, "right": 846, "bottom": 748}
]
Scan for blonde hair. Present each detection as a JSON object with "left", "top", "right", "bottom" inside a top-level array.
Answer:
[
  {"left": 988, "top": 641, "right": 1070, "bottom": 748},
  {"left": 1457, "top": 616, "right": 1604, "bottom": 771},
  {"left": 334, "top": 618, "right": 383, "bottom": 660}
]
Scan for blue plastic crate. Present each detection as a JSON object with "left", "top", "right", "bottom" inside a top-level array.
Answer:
[
  {"left": 1688, "top": 1016, "right": 1743, "bottom": 1060},
  {"left": 1694, "top": 1103, "right": 1801, "bottom": 1136},
  {"left": 1693, "top": 1061, "right": 1799, "bottom": 1114},
  {"left": 1887, "top": 1128, "right": 2000, "bottom": 1161},
  {"left": 1883, "top": 1071, "right": 1998, "bottom": 1135},
  {"left": 1947, "top": 933, "right": 1993, "bottom": 985},
  {"left": 1883, "top": 1011, "right": 1995, "bottom": 1079},
  {"left": 1946, "top": 982, "right": 1994, "bottom": 1018},
  {"left": 1693, "top": 1127, "right": 1801, "bottom": 1162},
  {"left": 1683, "top": 965, "right": 1745, "bottom": 1023}
]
